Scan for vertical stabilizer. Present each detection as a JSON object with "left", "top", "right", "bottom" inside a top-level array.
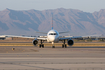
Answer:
[{"left": 52, "top": 15, "right": 53, "bottom": 30}]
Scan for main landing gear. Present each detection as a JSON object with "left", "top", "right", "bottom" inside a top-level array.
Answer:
[
  {"left": 39, "top": 40, "right": 44, "bottom": 48},
  {"left": 62, "top": 40, "right": 67, "bottom": 48}
]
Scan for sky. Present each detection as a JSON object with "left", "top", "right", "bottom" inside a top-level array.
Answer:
[{"left": 0, "top": 0, "right": 105, "bottom": 13}]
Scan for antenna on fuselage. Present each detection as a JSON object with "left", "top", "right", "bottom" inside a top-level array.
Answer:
[{"left": 52, "top": 14, "right": 53, "bottom": 30}]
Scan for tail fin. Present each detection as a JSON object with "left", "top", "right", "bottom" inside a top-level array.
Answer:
[{"left": 52, "top": 15, "right": 53, "bottom": 29}]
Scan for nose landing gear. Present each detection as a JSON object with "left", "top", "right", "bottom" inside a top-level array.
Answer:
[{"left": 52, "top": 42, "right": 55, "bottom": 48}]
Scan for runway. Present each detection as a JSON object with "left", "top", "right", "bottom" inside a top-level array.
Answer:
[
  {"left": 0, "top": 46, "right": 105, "bottom": 70},
  {"left": 0, "top": 58, "right": 105, "bottom": 70}
]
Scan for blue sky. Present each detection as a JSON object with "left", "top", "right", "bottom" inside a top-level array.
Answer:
[{"left": 0, "top": 0, "right": 105, "bottom": 13}]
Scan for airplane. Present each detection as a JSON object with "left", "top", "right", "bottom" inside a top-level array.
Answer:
[
  {"left": 33, "top": 29, "right": 74, "bottom": 48},
  {"left": 32, "top": 28, "right": 101, "bottom": 48}
]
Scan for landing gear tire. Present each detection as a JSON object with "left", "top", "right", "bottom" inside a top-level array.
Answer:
[
  {"left": 52, "top": 46, "right": 55, "bottom": 48},
  {"left": 65, "top": 44, "right": 67, "bottom": 48},
  {"left": 39, "top": 44, "right": 44, "bottom": 48},
  {"left": 62, "top": 44, "right": 64, "bottom": 48},
  {"left": 62, "top": 44, "right": 67, "bottom": 48},
  {"left": 39, "top": 44, "right": 41, "bottom": 48},
  {"left": 42, "top": 44, "right": 44, "bottom": 48}
]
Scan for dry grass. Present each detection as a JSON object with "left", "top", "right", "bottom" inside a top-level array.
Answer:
[{"left": 0, "top": 39, "right": 105, "bottom": 46}]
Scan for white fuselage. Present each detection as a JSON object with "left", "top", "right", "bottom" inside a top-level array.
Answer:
[{"left": 47, "top": 30, "right": 59, "bottom": 43}]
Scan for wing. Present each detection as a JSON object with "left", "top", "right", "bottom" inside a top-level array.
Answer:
[
  {"left": 2, "top": 35, "right": 48, "bottom": 41},
  {"left": 59, "top": 34, "right": 101, "bottom": 41},
  {"left": 59, "top": 36, "right": 82, "bottom": 41},
  {"left": 37, "top": 37, "right": 47, "bottom": 41},
  {"left": 2, "top": 35, "right": 36, "bottom": 39}
]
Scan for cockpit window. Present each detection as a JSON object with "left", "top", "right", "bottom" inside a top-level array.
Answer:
[
  {"left": 49, "top": 33, "right": 53, "bottom": 35},
  {"left": 49, "top": 33, "right": 57, "bottom": 35}
]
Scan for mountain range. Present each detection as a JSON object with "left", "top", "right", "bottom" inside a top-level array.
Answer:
[{"left": 0, "top": 8, "right": 105, "bottom": 36}]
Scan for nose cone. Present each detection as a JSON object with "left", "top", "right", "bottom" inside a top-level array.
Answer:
[
  {"left": 49, "top": 36, "right": 56, "bottom": 42},
  {"left": 51, "top": 36, "right": 55, "bottom": 41}
]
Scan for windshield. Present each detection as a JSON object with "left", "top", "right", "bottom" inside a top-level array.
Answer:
[{"left": 49, "top": 33, "right": 57, "bottom": 35}]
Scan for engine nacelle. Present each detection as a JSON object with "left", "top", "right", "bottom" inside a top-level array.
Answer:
[
  {"left": 32, "top": 39, "right": 38, "bottom": 46},
  {"left": 67, "top": 39, "right": 74, "bottom": 46}
]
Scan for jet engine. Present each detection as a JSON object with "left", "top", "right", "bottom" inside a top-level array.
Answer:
[
  {"left": 67, "top": 39, "right": 74, "bottom": 46},
  {"left": 32, "top": 39, "right": 38, "bottom": 46}
]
